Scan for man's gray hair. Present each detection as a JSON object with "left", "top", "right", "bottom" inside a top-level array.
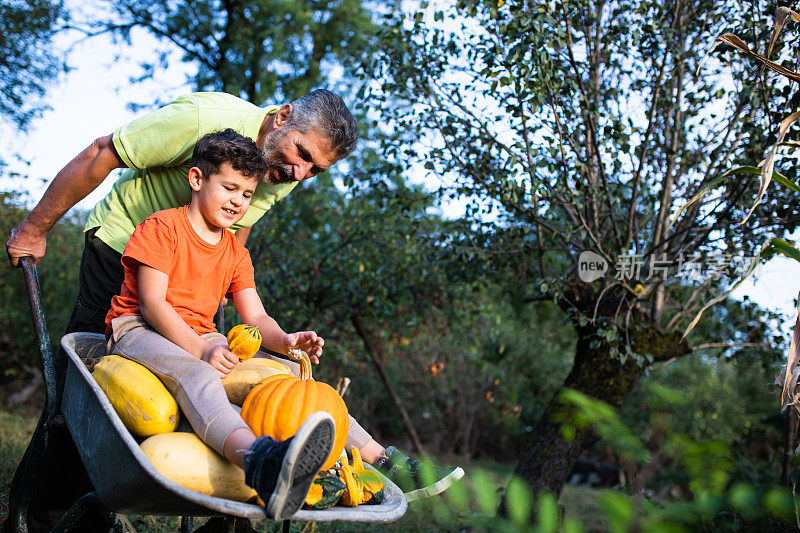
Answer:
[{"left": 285, "top": 89, "right": 359, "bottom": 158}]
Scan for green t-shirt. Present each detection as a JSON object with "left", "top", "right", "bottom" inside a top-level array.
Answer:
[{"left": 85, "top": 92, "right": 297, "bottom": 253}]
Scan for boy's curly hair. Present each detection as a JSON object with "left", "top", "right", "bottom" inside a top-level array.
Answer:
[{"left": 192, "top": 129, "right": 270, "bottom": 182}]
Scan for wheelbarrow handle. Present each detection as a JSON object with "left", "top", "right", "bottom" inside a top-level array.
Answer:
[
  {"left": 20, "top": 256, "right": 58, "bottom": 412},
  {"left": 9, "top": 258, "right": 61, "bottom": 533}
]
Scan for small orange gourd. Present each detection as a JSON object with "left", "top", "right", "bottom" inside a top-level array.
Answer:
[
  {"left": 227, "top": 324, "right": 262, "bottom": 360},
  {"left": 241, "top": 349, "right": 349, "bottom": 470}
]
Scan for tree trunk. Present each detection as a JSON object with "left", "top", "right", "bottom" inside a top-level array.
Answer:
[
  {"left": 512, "top": 322, "right": 689, "bottom": 498},
  {"left": 350, "top": 314, "right": 426, "bottom": 455}
]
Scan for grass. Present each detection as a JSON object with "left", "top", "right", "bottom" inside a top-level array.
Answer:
[
  {"left": 0, "top": 404, "right": 609, "bottom": 531},
  {"left": 0, "top": 403, "right": 39, "bottom": 523}
]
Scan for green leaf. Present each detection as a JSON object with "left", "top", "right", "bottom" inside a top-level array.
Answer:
[
  {"left": 472, "top": 469, "right": 498, "bottom": 516},
  {"left": 763, "top": 488, "right": 795, "bottom": 522},
  {"left": 762, "top": 237, "right": 800, "bottom": 264},
  {"left": 599, "top": 491, "right": 634, "bottom": 533},
  {"left": 534, "top": 490, "right": 558, "bottom": 532},
  {"left": 728, "top": 482, "right": 757, "bottom": 517},
  {"left": 561, "top": 517, "right": 585, "bottom": 533},
  {"left": 669, "top": 166, "right": 758, "bottom": 229},
  {"left": 504, "top": 476, "right": 534, "bottom": 526},
  {"left": 445, "top": 477, "right": 469, "bottom": 510},
  {"left": 772, "top": 171, "right": 800, "bottom": 193}
]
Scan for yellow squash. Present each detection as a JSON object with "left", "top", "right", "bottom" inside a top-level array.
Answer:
[
  {"left": 93, "top": 355, "right": 179, "bottom": 437},
  {"left": 222, "top": 357, "right": 292, "bottom": 405},
  {"left": 141, "top": 433, "right": 256, "bottom": 501}
]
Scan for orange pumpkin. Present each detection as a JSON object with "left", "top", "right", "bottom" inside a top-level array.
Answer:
[
  {"left": 241, "top": 349, "right": 349, "bottom": 470},
  {"left": 227, "top": 324, "right": 262, "bottom": 361}
]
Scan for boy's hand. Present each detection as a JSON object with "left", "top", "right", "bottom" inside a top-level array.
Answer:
[
  {"left": 201, "top": 344, "right": 239, "bottom": 377},
  {"left": 284, "top": 331, "right": 324, "bottom": 364}
]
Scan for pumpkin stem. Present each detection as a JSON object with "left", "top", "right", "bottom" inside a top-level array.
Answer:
[{"left": 286, "top": 349, "right": 313, "bottom": 380}]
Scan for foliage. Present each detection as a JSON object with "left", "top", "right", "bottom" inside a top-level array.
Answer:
[
  {"left": 242, "top": 175, "right": 471, "bottom": 451},
  {"left": 360, "top": 0, "right": 800, "bottom": 495},
  {"left": 625, "top": 288, "right": 787, "bottom": 447},
  {"left": 364, "top": 0, "right": 797, "bottom": 348},
  {"left": 0, "top": 0, "right": 68, "bottom": 132},
  {"left": 245, "top": 174, "right": 461, "bottom": 334},
  {"left": 85, "top": 0, "right": 378, "bottom": 105},
  {"left": 624, "top": 354, "right": 783, "bottom": 449},
  {"left": 391, "top": 297, "right": 576, "bottom": 458},
  {"left": 233, "top": 173, "right": 574, "bottom": 457},
  {"left": 554, "top": 388, "right": 798, "bottom": 532},
  {"left": 668, "top": 6, "right": 800, "bottom": 424},
  {"left": 0, "top": 192, "right": 84, "bottom": 386}
]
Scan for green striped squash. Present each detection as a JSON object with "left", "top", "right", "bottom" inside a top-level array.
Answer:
[{"left": 304, "top": 471, "right": 346, "bottom": 510}]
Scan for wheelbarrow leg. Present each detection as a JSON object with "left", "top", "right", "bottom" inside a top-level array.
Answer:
[
  {"left": 181, "top": 516, "right": 194, "bottom": 533},
  {"left": 6, "top": 410, "right": 57, "bottom": 533},
  {"left": 50, "top": 493, "right": 113, "bottom": 533},
  {"left": 282, "top": 520, "right": 291, "bottom": 533}
]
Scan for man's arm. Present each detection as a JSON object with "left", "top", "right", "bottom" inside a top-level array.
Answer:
[
  {"left": 5, "top": 134, "right": 125, "bottom": 266},
  {"left": 232, "top": 287, "right": 324, "bottom": 364},
  {"left": 138, "top": 264, "right": 238, "bottom": 377},
  {"left": 234, "top": 227, "right": 251, "bottom": 247}
]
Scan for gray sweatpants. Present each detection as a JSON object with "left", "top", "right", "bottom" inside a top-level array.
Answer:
[{"left": 107, "top": 316, "right": 372, "bottom": 456}]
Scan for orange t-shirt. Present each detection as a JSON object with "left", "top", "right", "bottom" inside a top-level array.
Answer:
[{"left": 105, "top": 206, "right": 255, "bottom": 337}]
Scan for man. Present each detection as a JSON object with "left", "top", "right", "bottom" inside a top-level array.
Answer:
[
  {"left": 7, "top": 90, "right": 355, "bottom": 337},
  {"left": 5, "top": 90, "right": 462, "bottom": 532}
]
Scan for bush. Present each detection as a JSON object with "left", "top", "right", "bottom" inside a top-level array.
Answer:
[{"left": 0, "top": 191, "right": 85, "bottom": 388}]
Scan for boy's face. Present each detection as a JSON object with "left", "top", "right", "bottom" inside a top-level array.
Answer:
[{"left": 188, "top": 162, "right": 258, "bottom": 230}]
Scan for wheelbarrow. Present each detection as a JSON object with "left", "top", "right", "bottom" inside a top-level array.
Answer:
[{"left": 8, "top": 257, "right": 407, "bottom": 532}]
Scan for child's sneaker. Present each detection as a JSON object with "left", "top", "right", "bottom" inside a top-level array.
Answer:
[
  {"left": 243, "top": 412, "right": 334, "bottom": 520},
  {"left": 374, "top": 446, "right": 464, "bottom": 502}
]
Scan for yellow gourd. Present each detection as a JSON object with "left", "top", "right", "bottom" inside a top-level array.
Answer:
[
  {"left": 338, "top": 447, "right": 385, "bottom": 506},
  {"left": 227, "top": 324, "right": 262, "bottom": 360},
  {"left": 141, "top": 433, "right": 256, "bottom": 501},
  {"left": 93, "top": 355, "right": 179, "bottom": 437},
  {"left": 222, "top": 358, "right": 292, "bottom": 405}
]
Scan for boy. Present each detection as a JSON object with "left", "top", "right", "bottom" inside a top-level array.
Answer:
[{"left": 104, "top": 129, "right": 333, "bottom": 520}]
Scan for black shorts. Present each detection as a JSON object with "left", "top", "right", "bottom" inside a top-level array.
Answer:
[
  {"left": 56, "top": 228, "right": 124, "bottom": 394},
  {"left": 64, "top": 228, "right": 124, "bottom": 335}
]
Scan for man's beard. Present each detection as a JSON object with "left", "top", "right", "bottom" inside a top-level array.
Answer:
[{"left": 261, "top": 130, "right": 295, "bottom": 184}]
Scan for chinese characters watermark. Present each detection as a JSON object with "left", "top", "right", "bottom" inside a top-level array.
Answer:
[{"left": 578, "top": 251, "right": 762, "bottom": 283}]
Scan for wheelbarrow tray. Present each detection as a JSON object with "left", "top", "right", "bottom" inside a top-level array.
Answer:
[{"left": 61, "top": 332, "right": 408, "bottom": 522}]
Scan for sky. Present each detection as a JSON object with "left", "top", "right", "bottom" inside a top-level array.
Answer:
[{"left": 3, "top": 18, "right": 800, "bottom": 344}]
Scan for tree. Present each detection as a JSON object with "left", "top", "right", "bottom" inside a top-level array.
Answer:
[
  {"left": 244, "top": 174, "right": 471, "bottom": 453},
  {"left": 86, "top": 0, "right": 376, "bottom": 104},
  {"left": 364, "top": 0, "right": 799, "bottom": 498},
  {"left": 0, "top": 192, "right": 84, "bottom": 396},
  {"left": 0, "top": 0, "right": 67, "bottom": 131},
  {"left": 0, "top": 0, "right": 68, "bottom": 177}
]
